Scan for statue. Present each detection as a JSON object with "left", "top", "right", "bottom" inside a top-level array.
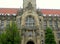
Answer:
[{"left": 26, "top": 2, "right": 33, "bottom": 10}]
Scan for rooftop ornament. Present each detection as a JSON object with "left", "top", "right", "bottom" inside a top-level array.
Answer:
[{"left": 26, "top": 2, "right": 33, "bottom": 10}]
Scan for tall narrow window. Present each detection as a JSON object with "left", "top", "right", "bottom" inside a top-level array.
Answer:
[
  {"left": 57, "top": 33, "right": 60, "bottom": 38},
  {"left": 49, "top": 20, "right": 53, "bottom": 29},
  {"left": 25, "top": 16, "right": 35, "bottom": 29},
  {"left": 0, "top": 20, "right": 1, "bottom": 30},
  {"left": 6, "top": 20, "right": 10, "bottom": 26},
  {"left": 43, "top": 20, "right": 47, "bottom": 29},
  {"left": 1, "top": 21, "right": 4, "bottom": 30},
  {"left": 54, "top": 21, "right": 58, "bottom": 30}
]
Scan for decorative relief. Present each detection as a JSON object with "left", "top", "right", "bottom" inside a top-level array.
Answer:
[{"left": 26, "top": 2, "right": 33, "bottom": 10}]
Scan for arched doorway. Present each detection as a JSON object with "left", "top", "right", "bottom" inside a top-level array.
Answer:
[{"left": 27, "top": 41, "right": 34, "bottom": 44}]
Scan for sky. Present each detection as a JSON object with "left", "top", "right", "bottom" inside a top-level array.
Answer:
[{"left": 0, "top": 0, "right": 60, "bottom": 9}]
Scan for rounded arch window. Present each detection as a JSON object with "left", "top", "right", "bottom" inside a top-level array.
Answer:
[{"left": 25, "top": 15, "right": 35, "bottom": 28}]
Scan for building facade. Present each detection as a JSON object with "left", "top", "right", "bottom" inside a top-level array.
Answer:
[{"left": 0, "top": 0, "right": 60, "bottom": 44}]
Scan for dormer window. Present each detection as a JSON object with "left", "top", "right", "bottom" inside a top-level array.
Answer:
[
  {"left": 54, "top": 14, "right": 57, "bottom": 16},
  {"left": 1, "top": 13, "right": 4, "bottom": 15},
  {"left": 7, "top": 14, "right": 10, "bottom": 16},
  {"left": 13, "top": 14, "right": 16, "bottom": 16},
  {"left": 49, "top": 14, "right": 52, "bottom": 16}
]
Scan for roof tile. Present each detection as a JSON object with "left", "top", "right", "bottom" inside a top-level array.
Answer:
[{"left": 0, "top": 8, "right": 60, "bottom": 15}]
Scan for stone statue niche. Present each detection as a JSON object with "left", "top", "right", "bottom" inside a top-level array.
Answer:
[{"left": 26, "top": 2, "right": 33, "bottom": 10}]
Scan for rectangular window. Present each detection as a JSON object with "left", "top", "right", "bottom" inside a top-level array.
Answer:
[
  {"left": 57, "top": 33, "right": 60, "bottom": 38},
  {"left": 54, "top": 21, "right": 58, "bottom": 29},
  {"left": 41, "top": 32, "right": 43, "bottom": 37},
  {"left": 1, "top": 21, "right": 4, "bottom": 30},
  {"left": 0, "top": 20, "right": 1, "bottom": 30},
  {"left": 25, "top": 16, "right": 35, "bottom": 29},
  {"left": 49, "top": 20, "right": 53, "bottom": 29},
  {"left": 41, "top": 40, "right": 44, "bottom": 44},
  {"left": 43, "top": 20, "right": 47, "bottom": 29},
  {"left": 6, "top": 20, "right": 10, "bottom": 26},
  {"left": 33, "top": 31, "right": 36, "bottom": 36}
]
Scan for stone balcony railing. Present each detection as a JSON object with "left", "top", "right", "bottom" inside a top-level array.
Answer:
[{"left": 21, "top": 25, "right": 39, "bottom": 31}]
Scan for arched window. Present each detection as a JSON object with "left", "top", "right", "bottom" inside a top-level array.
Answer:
[{"left": 25, "top": 16, "right": 35, "bottom": 29}]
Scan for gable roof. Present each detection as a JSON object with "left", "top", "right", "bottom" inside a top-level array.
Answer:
[{"left": 0, "top": 8, "right": 60, "bottom": 15}]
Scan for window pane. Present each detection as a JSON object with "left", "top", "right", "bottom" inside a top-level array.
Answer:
[
  {"left": 49, "top": 20, "right": 53, "bottom": 29},
  {"left": 54, "top": 21, "right": 58, "bottom": 29},
  {"left": 1, "top": 21, "right": 4, "bottom": 30},
  {"left": 6, "top": 20, "right": 10, "bottom": 26},
  {"left": 43, "top": 20, "right": 47, "bottom": 29},
  {"left": 57, "top": 33, "right": 60, "bottom": 38},
  {"left": 25, "top": 16, "right": 35, "bottom": 29}
]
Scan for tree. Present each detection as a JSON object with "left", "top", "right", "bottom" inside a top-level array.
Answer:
[
  {"left": 0, "top": 21, "right": 21, "bottom": 44},
  {"left": 0, "top": 32, "right": 7, "bottom": 44},
  {"left": 45, "top": 27, "right": 56, "bottom": 44}
]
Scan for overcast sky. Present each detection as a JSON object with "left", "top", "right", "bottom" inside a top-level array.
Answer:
[{"left": 0, "top": 0, "right": 60, "bottom": 9}]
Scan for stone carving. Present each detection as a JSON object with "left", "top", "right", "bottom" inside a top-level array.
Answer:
[{"left": 26, "top": 2, "right": 33, "bottom": 10}]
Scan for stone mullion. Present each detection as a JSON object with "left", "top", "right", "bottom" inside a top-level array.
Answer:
[
  {"left": 33, "top": 30, "right": 34, "bottom": 37},
  {"left": 53, "top": 31, "right": 57, "bottom": 44},
  {"left": 4, "top": 20, "right": 6, "bottom": 31},
  {"left": 36, "top": 28, "right": 40, "bottom": 44},
  {"left": 10, "top": 20, "right": 12, "bottom": 26},
  {"left": 58, "top": 18, "right": 60, "bottom": 30},
  {"left": 0, "top": 20, "right": 1, "bottom": 29},
  {"left": 47, "top": 18, "right": 49, "bottom": 27},
  {"left": 25, "top": 30, "right": 29, "bottom": 44},
  {"left": 56, "top": 17, "right": 58, "bottom": 30},
  {"left": 52, "top": 19, "right": 55, "bottom": 30},
  {"left": 21, "top": 36, "right": 24, "bottom": 44},
  {"left": 36, "top": 35, "right": 40, "bottom": 44},
  {"left": 21, "top": 30, "right": 26, "bottom": 44},
  {"left": 41, "top": 16, "right": 43, "bottom": 30},
  {"left": 53, "top": 18, "right": 56, "bottom": 30}
]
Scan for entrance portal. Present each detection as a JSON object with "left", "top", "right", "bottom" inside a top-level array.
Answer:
[{"left": 27, "top": 41, "right": 34, "bottom": 44}]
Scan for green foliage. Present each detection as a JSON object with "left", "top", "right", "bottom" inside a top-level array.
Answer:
[
  {"left": 0, "top": 21, "right": 21, "bottom": 44},
  {"left": 45, "top": 27, "right": 56, "bottom": 44},
  {"left": 0, "top": 33, "right": 7, "bottom": 44}
]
